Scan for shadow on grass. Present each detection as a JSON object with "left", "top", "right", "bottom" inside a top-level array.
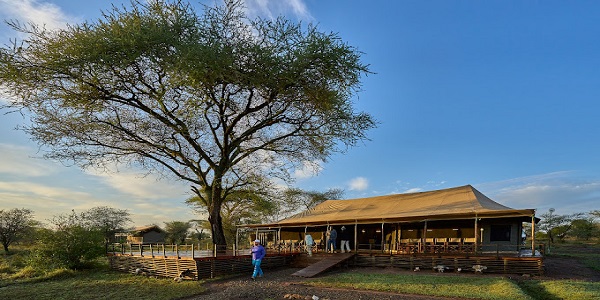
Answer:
[{"left": 513, "top": 279, "right": 561, "bottom": 300}]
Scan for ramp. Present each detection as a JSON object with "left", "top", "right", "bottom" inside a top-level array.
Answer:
[{"left": 291, "top": 253, "right": 355, "bottom": 278}]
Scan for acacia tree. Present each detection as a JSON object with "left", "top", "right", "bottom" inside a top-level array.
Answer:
[
  {"left": 0, "top": 0, "right": 375, "bottom": 246},
  {"left": 0, "top": 208, "right": 35, "bottom": 253},
  {"left": 538, "top": 208, "right": 583, "bottom": 243},
  {"left": 82, "top": 206, "right": 132, "bottom": 242}
]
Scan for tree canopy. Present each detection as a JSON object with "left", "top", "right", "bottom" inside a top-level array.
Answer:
[
  {"left": 164, "top": 220, "right": 192, "bottom": 244},
  {"left": 82, "top": 206, "right": 132, "bottom": 242},
  {"left": 0, "top": 0, "right": 375, "bottom": 245},
  {"left": 0, "top": 208, "right": 36, "bottom": 253}
]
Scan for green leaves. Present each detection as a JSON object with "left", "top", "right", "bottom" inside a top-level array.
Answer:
[{"left": 0, "top": 0, "right": 376, "bottom": 246}]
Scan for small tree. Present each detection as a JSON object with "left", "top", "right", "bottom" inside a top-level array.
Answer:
[
  {"left": 538, "top": 208, "right": 583, "bottom": 243},
  {"left": 0, "top": 208, "right": 35, "bottom": 253},
  {"left": 31, "top": 210, "right": 104, "bottom": 269},
  {"left": 570, "top": 218, "right": 595, "bottom": 241},
  {"left": 188, "top": 219, "right": 211, "bottom": 243},
  {"left": 164, "top": 221, "right": 191, "bottom": 244}
]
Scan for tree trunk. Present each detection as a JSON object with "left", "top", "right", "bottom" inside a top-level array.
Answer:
[{"left": 208, "top": 192, "right": 227, "bottom": 248}]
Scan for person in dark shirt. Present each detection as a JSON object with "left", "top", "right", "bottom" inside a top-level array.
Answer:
[{"left": 339, "top": 226, "right": 351, "bottom": 253}]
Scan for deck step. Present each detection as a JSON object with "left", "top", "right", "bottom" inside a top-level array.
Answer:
[{"left": 291, "top": 253, "right": 354, "bottom": 277}]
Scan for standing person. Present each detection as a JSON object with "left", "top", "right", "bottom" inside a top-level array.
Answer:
[
  {"left": 305, "top": 233, "right": 314, "bottom": 257},
  {"left": 329, "top": 227, "right": 338, "bottom": 253},
  {"left": 250, "top": 239, "right": 265, "bottom": 280},
  {"left": 325, "top": 227, "right": 331, "bottom": 253},
  {"left": 340, "top": 226, "right": 351, "bottom": 253}
]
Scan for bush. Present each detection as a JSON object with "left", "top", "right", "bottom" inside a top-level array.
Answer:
[{"left": 28, "top": 212, "right": 106, "bottom": 270}]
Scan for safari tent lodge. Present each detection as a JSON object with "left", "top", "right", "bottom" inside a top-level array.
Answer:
[{"left": 241, "top": 185, "right": 540, "bottom": 257}]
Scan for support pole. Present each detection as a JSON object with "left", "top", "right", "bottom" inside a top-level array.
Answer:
[
  {"left": 381, "top": 222, "right": 385, "bottom": 253},
  {"left": 474, "top": 215, "right": 479, "bottom": 253},
  {"left": 423, "top": 220, "right": 428, "bottom": 253},
  {"left": 354, "top": 220, "right": 358, "bottom": 253},
  {"left": 278, "top": 227, "right": 282, "bottom": 254},
  {"left": 235, "top": 227, "right": 239, "bottom": 257},
  {"left": 531, "top": 211, "right": 536, "bottom": 254}
]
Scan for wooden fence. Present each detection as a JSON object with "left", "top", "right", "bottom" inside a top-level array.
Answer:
[
  {"left": 350, "top": 254, "right": 544, "bottom": 275},
  {"left": 107, "top": 252, "right": 298, "bottom": 280}
]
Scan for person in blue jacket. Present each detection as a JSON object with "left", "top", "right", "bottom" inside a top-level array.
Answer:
[{"left": 251, "top": 239, "right": 265, "bottom": 280}]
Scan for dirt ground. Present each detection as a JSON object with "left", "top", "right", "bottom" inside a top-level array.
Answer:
[{"left": 183, "top": 255, "right": 600, "bottom": 300}]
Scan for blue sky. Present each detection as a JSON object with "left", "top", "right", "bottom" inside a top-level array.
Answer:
[{"left": 0, "top": 0, "right": 599, "bottom": 226}]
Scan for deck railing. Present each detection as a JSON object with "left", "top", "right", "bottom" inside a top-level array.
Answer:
[
  {"left": 107, "top": 243, "right": 254, "bottom": 258},
  {"left": 107, "top": 241, "right": 545, "bottom": 259}
]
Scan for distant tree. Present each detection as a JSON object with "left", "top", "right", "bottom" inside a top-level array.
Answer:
[
  {"left": 570, "top": 218, "right": 595, "bottom": 241},
  {"left": 272, "top": 188, "right": 344, "bottom": 222},
  {"left": 538, "top": 208, "right": 583, "bottom": 243},
  {"left": 32, "top": 210, "right": 104, "bottom": 269},
  {"left": 0, "top": 208, "right": 35, "bottom": 253},
  {"left": 0, "top": 0, "right": 375, "bottom": 247},
  {"left": 189, "top": 219, "right": 211, "bottom": 242},
  {"left": 164, "top": 221, "right": 191, "bottom": 244},
  {"left": 82, "top": 206, "right": 132, "bottom": 243}
]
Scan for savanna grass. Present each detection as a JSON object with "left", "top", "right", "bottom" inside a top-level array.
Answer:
[
  {"left": 307, "top": 272, "right": 530, "bottom": 300},
  {"left": 0, "top": 269, "right": 206, "bottom": 300}
]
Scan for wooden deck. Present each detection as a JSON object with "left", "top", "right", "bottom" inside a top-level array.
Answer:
[{"left": 291, "top": 253, "right": 355, "bottom": 277}]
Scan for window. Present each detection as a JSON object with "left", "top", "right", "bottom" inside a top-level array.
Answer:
[{"left": 490, "top": 225, "right": 511, "bottom": 242}]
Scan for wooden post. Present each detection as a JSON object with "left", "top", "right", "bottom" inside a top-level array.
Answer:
[
  {"left": 150, "top": 244, "right": 154, "bottom": 257},
  {"left": 531, "top": 212, "right": 536, "bottom": 254},
  {"left": 176, "top": 244, "right": 179, "bottom": 259},
  {"left": 162, "top": 243, "right": 166, "bottom": 257},
  {"left": 474, "top": 216, "right": 478, "bottom": 254},
  {"left": 423, "top": 220, "right": 428, "bottom": 253},
  {"left": 235, "top": 227, "right": 239, "bottom": 257},
  {"left": 381, "top": 222, "right": 385, "bottom": 253},
  {"left": 278, "top": 227, "right": 282, "bottom": 254},
  {"left": 139, "top": 244, "right": 143, "bottom": 257},
  {"left": 191, "top": 243, "right": 195, "bottom": 258},
  {"left": 354, "top": 220, "right": 358, "bottom": 253}
]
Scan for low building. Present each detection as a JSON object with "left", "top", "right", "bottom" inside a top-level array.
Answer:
[{"left": 126, "top": 225, "right": 166, "bottom": 244}]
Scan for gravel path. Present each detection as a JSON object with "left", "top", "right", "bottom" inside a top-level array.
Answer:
[{"left": 182, "top": 267, "right": 464, "bottom": 300}]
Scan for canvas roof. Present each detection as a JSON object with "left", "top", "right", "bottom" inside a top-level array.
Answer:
[{"left": 245, "top": 185, "right": 536, "bottom": 228}]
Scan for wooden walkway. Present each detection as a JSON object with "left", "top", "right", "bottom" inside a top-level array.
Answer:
[{"left": 291, "top": 253, "right": 355, "bottom": 278}]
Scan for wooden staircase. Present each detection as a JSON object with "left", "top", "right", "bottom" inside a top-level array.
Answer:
[{"left": 291, "top": 253, "right": 355, "bottom": 278}]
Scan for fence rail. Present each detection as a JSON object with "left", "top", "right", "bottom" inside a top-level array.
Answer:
[{"left": 107, "top": 243, "right": 254, "bottom": 258}]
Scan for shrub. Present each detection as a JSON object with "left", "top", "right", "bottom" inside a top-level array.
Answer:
[{"left": 28, "top": 212, "right": 106, "bottom": 270}]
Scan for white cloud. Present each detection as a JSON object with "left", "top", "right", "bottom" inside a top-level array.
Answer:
[
  {"left": 244, "top": 0, "right": 312, "bottom": 21},
  {"left": 348, "top": 177, "right": 368, "bottom": 191},
  {"left": 403, "top": 188, "right": 423, "bottom": 194},
  {"left": 477, "top": 171, "right": 600, "bottom": 215},
  {"left": 88, "top": 169, "right": 190, "bottom": 200},
  {"left": 293, "top": 160, "right": 322, "bottom": 179},
  {"left": 0, "top": 143, "right": 56, "bottom": 177},
  {"left": 0, "top": 0, "right": 76, "bottom": 31},
  {"left": 0, "top": 144, "right": 196, "bottom": 226}
]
